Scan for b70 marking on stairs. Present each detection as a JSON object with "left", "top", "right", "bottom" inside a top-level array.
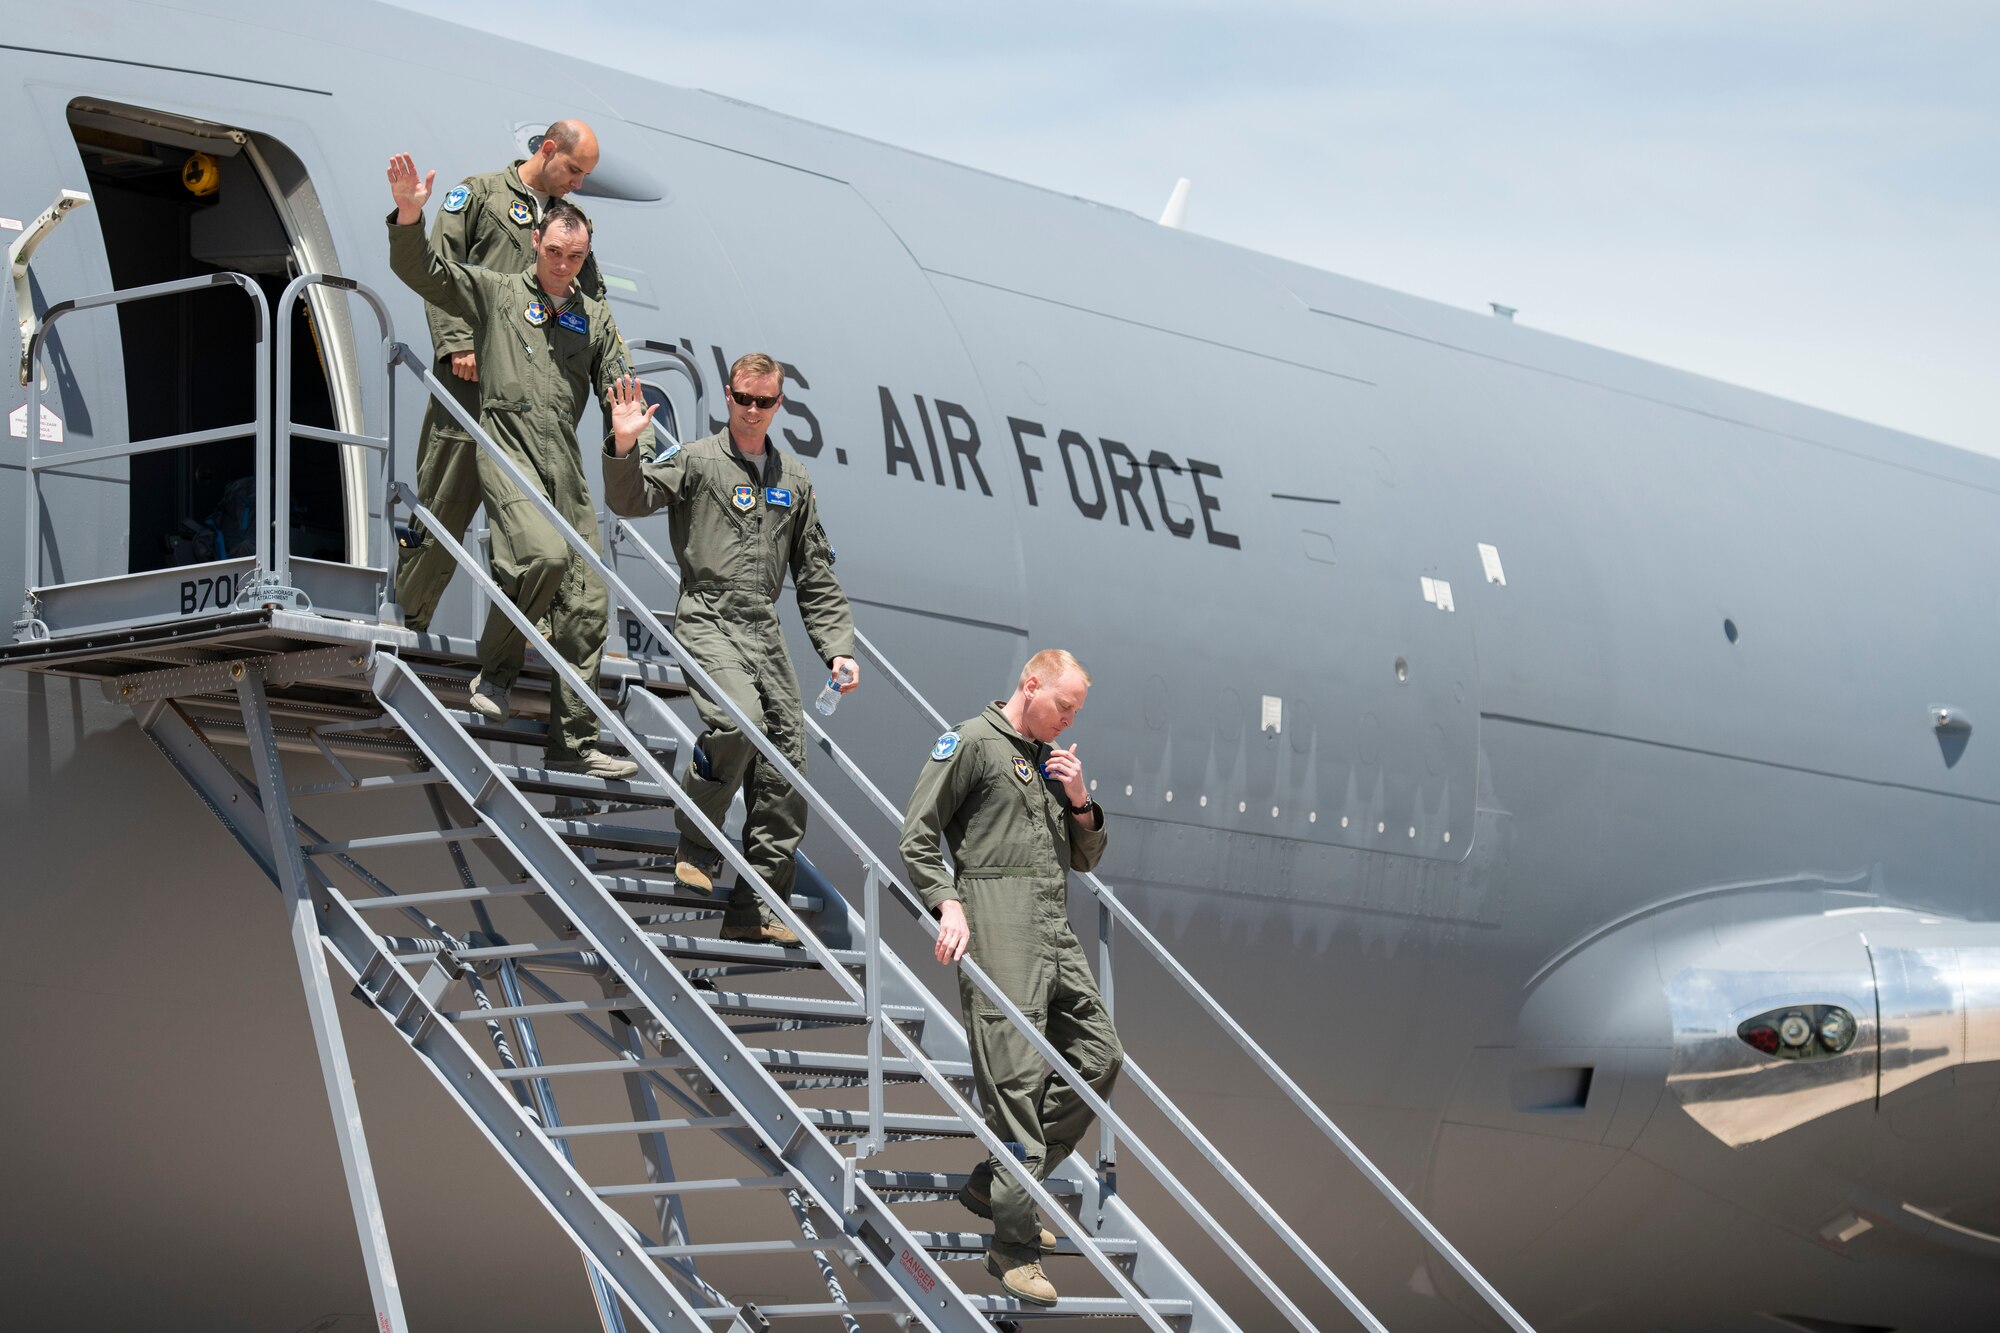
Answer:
[
  {"left": 620, "top": 614, "right": 670, "bottom": 659},
  {"left": 180, "top": 573, "right": 239, "bottom": 614}
]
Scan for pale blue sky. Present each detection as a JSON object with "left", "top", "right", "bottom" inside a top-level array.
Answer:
[{"left": 409, "top": 1, "right": 2000, "bottom": 454}]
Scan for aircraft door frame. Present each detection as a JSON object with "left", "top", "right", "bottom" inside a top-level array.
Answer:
[{"left": 63, "top": 97, "right": 369, "bottom": 567}]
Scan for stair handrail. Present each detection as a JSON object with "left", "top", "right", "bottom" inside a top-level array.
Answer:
[
  {"left": 606, "top": 378, "right": 1530, "bottom": 1326},
  {"left": 18, "top": 272, "right": 270, "bottom": 639},
  {"left": 611, "top": 518, "right": 1386, "bottom": 1331},
  {"left": 843, "top": 617, "right": 1533, "bottom": 1332},
  {"left": 382, "top": 347, "right": 1199, "bottom": 1331},
  {"left": 273, "top": 273, "right": 399, "bottom": 590},
  {"left": 380, "top": 344, "right": 1368, "bottom": 1328}
]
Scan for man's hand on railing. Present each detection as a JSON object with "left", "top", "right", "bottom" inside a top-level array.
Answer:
[
  {"left": 607, "top": 375, "right": 658, "bottom": 457},
  {"left": 934, "top": 900, "right": 970, "bottom": 965},
  {"left": 386, "top": 153, "right": 434, "bottom": 226}
]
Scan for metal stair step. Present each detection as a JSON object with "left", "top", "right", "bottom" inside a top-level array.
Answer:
[
  {"left": 588, "top": 1042, "right": 965, "bottom": 1084},
  {"left": 444, "top": 708, "right": 676, "bottom": 759},
  {"left": 544, "top": 1113, "right": 747, "bottom": 1139},
  {"left": 733, "top": 1046, "right": 968, "bottom": 1082},
  {"left": 645, "top": 1238, "right": 855, "bottom": 1259},
  {"left": 907, "top": 1230, "right": 1138, "bottom": 1259},
  {"left": 599, "top": 873, "right": 823, "bottom": 914},
  {"left": 690, "top": 1303, "right": 902, "bottom": 1322},
  {"left": 800, "top": 1108, "right": 976, "bottom": 1139},
  {"left": 684, "top": 990, "right": 925, "bottom": 1027},
  {"left": 399, "top": 648, "right": 687, "bottom": 709},
  {"left": 646, "top": 931, "right": 861, "bottom": 970},
  {"left": 968, "top": 1296, "right": 1194, "bottom": 1320},
  {"left": 860, "top": 1170, "right": 1082, "bottom": 1199},
  {"left": 548, "top": 817, "right": 678, "bottom": 854},
  {"left": 593, "top": 1175, "right": 792, "bottom": 1199},
  {"left": 304, "top": 825, "right": 493, "bottom": 855},
  {"left": 444, "top": 708, "right": 551, "bottom": 746},
  {"left": 346, "top": 883, "right": 540, "bottom": 911},
  {"left": 441, "top": 994, "right": 630, "bottom": 1022},
  {"left": 498, "top": 761, "right": 678, "bottom": 805}
]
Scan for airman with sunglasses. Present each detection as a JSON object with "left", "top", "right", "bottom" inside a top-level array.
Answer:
[{"left": 604, "top": 353, "right": 858, "bottom": 944}]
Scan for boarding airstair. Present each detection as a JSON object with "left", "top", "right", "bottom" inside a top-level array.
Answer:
[{"left": 5, "top": 271, "right": 1536, "bottom": 1332}]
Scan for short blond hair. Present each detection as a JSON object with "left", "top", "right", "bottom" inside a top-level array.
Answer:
[
  {"left": 1021, "top": 648, "right": 1090, "bottom": 687},
  {"left": 729, "top": 352, "right": 785, "bottom": 392}
]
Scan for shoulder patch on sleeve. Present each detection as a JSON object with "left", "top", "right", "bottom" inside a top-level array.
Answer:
[
  {"left": 653, "top": 441, "right": 682, "bottom": 463},
  {"left": 442, "top": 185, "right": 471, "bottom": 213},
  {"left": 930, "top": 731, "right": 960, "bottom": 761}
]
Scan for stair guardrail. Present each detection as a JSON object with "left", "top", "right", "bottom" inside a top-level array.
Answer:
[
  {"left": 823, "top": 589, "right": 1535, "bottom": 1333},
  {"left": 273, "top": 272, "right": 398, "bottom": 595},
  {"left": 385, "top": 340, "right": 1405, "bottom": 1328},
  {"left": 610, "top": 519, "right": 1384, "bottom": 1332},
  {"left": 382, "top": 346, "right": 1194, "bottom": 1331},
  {"left": 370, "top": 509, "right": 1176, "bottom": 1330},
  {"left": 17, "top": 272, "right": 269, "bottom": 640}
]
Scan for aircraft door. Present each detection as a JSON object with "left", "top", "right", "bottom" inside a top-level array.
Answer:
[{"left": 62, "top": 102, "right": 355, "bottom": 581}]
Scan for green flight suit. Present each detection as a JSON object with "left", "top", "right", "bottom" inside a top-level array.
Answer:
[
  {"left": 900, "top": 703, "right": 1123, "bottom": 1251},
  {"left": 387, "top": 212, "right": 626, "bottom": 761},
  {"left": 396, "top": 163, "right": 606, "bottom": 633},
  {"left": 603, "top": 430, "right": 855, "bottom": 927}
]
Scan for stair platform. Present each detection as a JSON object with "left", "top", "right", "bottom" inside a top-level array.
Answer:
[{"left": 0, "top": 605, "right": 686, "bottom": 712}]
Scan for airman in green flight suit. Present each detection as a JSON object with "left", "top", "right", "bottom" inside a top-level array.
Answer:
[
  {"left": 385, "top": 151, "right": 642, "bottom": 778},
  {"left": 394, "top": 119, "right": 607, "bottom": 635},
  {"left": 900, "top": 649, "right": 1122, "bottom": 1308},
  {"left": 603, "top": 353, "right": 859, "bottom": 943}
]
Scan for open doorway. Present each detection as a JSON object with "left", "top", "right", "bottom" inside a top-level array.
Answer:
[{"left": 67, "top": 102, "right": 352, "bottom": 574}]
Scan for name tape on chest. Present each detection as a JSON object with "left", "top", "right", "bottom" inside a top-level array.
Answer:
[
  {"left": 765, "top": 486, "right": 793, "bottom": 508},
  {"left": 524, "top": 300, "right": 550, "bottom": 327},
  {"left": 509, "top": 200, "right": 533, "bottom": 226},
  {"left": 1011, "top": 755, "right": 1035, "bottom": 784},
  {"left": 557, "top": 308, "right": 587, "bottom": 336},
  {"left": 442, "top": 185, "right": 471, "bottom": 213},
  {"left": 731, "top": 484, "right": 757, "bottom": 512},
  {"left": 931, "top": 731, "right": 960, "bottom": 762}
]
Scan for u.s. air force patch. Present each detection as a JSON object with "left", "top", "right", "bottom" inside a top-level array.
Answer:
[
  {"left": 509, "top": 200, "right": 533, "bottom": 226},
  {"left": 442, "top": 185, "right": 471, "bottom": 213},
  {"left": 524, "top": 300, "right": 549, "bottom": 327},
  {"left": 1011, "top": 755, "right": 1034, "bottom": 784},
  {"left": 931, "top": 732, "right": 959, "bottom": 761},
  {"left": 731, "top": 484, "right": 757, "bottom": 511}
]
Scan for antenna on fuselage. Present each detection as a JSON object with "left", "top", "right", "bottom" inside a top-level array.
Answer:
[{"left": 1158, "top": 177, "right": 1191, "bottom": 229}]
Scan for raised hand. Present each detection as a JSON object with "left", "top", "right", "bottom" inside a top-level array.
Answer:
[
  {"left": 607, "top": 375, "right": 661, "bottom": 456},
  {"left": 386, "top": 153, "right": 435, "bottom": 224}
]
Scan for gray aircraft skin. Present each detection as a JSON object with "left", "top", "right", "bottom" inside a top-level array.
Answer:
[{"left": 4, "top": 4, "right": 1998, "bottom": 1331}]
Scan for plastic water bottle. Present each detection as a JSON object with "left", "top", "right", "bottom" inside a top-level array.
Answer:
[{"left": 814, "top": 665, "right": 852, "bottom": 716}]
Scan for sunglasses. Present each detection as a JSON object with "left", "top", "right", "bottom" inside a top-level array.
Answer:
[{"left": 728, "top": 387, "right": 782, "bottom": 410}]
